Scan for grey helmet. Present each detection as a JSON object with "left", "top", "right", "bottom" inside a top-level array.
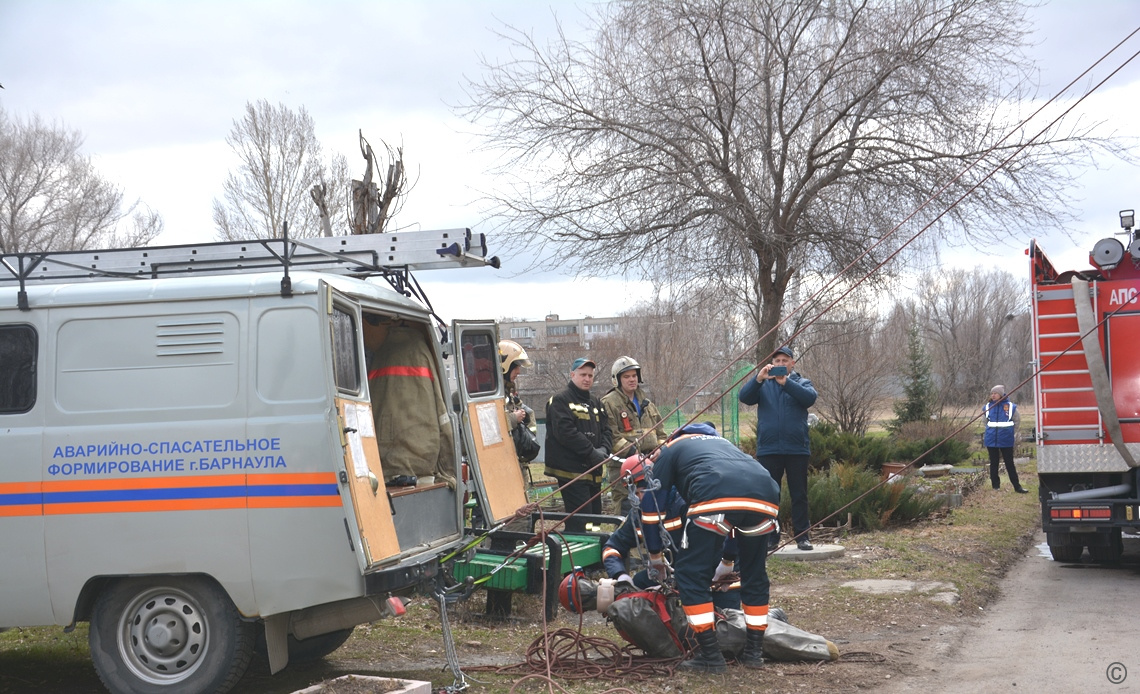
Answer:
[{"left": 611, "top": 356, "right": 643, "bottom": 388}]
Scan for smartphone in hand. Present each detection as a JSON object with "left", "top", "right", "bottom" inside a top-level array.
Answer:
[{"left": 769, "top": 365, "right": 788, "bottom": 377}]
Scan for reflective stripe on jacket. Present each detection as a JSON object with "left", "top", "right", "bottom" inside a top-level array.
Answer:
[
  {"left": 983, "top": 398, "right": 1019, "bottom": 448},
  {"left": 601, "top": 387, "right": 666, "bottom": 457},
  {"left": 543, "top": 381, "right": 611, "bottom": 483}
]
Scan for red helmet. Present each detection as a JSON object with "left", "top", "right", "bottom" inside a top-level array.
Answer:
[
  {"left": 620, "top": 454, "right": 650, "bottom": 486},
  {"left": 559, "top": 567, "right": 587, "bottom": 614}
]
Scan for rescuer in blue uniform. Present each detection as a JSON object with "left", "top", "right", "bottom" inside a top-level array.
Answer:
[
  {"left": 983, "top": 385, "right": 1027, "bottom": 493},
  {"left": 602, "top": 455, "right": 741, "bottom": 610},
  {"left": 641, "top": 423, "right": 780, "bottom": 672}
]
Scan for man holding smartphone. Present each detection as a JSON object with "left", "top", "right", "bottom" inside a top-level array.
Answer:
[{"left": 738, "top": 345, "right": 818, "bottom": 551}]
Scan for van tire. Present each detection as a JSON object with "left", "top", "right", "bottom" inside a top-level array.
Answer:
[
  {"left": 253, "top": 624, "right": 356, "bottom": 664},
  {"left": 89, "top": 576, "right": 255, "bottom": 694},
  {"left": 287, "top": 628, "right": 355, "bottom": 662}
]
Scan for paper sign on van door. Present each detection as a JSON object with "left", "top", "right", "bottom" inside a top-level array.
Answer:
[
  {"left": 476, "top": 402, "right": 503, "bottom": 446},
  {"left": 343, "top": 402, "right": 375, "bottom": 477}
]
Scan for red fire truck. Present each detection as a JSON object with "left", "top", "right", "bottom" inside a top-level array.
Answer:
[{"left": 1031, "top": 208, "right": 1140, "bottom": 562}]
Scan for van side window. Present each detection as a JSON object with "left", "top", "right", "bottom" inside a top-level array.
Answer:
[
  {"left": 0, "top": 324, "right": 37, "bottom": 414},
  {"left": 332, "top": 307, "right": 361, "bottom": 393},
  {"left": 459, "top": 331, "right": 498, "bottom": 396}
]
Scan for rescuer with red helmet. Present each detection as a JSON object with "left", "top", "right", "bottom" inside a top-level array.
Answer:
[
  {"left": 601, "top": 454, "right": 742, "bottom": 611},
  {"left": 640, "top": 423, "right": 780, "bottom": 672}
]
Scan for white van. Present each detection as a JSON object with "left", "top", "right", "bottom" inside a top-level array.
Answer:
[{"left": 0, "top": 231, "right": 527, "bottom": 693}]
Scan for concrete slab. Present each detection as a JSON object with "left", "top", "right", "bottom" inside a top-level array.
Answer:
[
  {"left": 770, "top": 542, "right": 845, "bottom": 561},
  {"left": 291, "top": 675, "right": 431, "bottom": 694},
  {"left": 841, "top": 578, "right": 957, "bottom": 596}
]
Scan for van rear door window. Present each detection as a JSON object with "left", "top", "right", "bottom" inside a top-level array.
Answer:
[
  {"left": 0, "top": 324, "right": 36, "bottom": 413},
  {"left": 460, "top": 331, "right": 498, "bottom": 396}
]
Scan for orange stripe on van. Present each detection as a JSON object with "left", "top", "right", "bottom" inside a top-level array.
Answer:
[
  {"left": 43, "top": 474, "right": 247, "bottom": 492},
  {"left": 0, "top": 482, "right": 42, "bottom": 493},
  {"left": 0, "top": 505, "right": 42, "bottom": 517},
  {"left": 248, "top": 496, "right": 343, "bottom": 509},
  {"left": 247, "top": 472, "right": 336, "bottom": 485}
]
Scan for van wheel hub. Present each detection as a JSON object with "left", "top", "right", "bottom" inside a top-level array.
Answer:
[{"left": 123, "top": 591, "right": 207, "bottom": 678}]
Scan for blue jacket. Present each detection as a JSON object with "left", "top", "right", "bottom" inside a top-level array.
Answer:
[
  {"left": 983, "top": 398, "right": 1018, "bottom": 448},
  {"left": 738, "top": 371, "right": 817, "bottom": 456}
]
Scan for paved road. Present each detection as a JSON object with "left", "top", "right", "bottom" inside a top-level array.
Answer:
[{"left": 879, "top": 531, "right": 1140, "bottom": 693}]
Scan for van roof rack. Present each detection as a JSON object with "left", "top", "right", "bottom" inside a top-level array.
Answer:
[{"left": 1, "top": 227, "right": 500, "bottom": 311}]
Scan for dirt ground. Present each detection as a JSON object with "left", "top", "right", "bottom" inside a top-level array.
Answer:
[
  {"left": 262, "top": 470, "right": 1040, "bottom": 694},
  {"left": 0, "top": 466, "right": 1038, "bottom": 694}
]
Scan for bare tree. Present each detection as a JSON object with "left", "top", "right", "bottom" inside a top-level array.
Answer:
[
  {"left": 351, "top": 131, "right": 412, "bottom": 235},
  {"left": 0, "top": 108, "right": 162, "bottom": 253},
  {"left": 915, "top": 266, "right": 1030, "bottom": 408},
  {"left": 797, "top": 303, "right": 887, "bottom": 435},
  {"left": 594, "top": 292, "right": 742, "bottom": 413},
  {"left": 213, "top": 100, "right": 347, "bottom": 240},
  {"left": 464, "top": 0, "right": 1101, "bottom": 363}
]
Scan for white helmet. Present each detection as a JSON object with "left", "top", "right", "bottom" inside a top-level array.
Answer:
[
  {"left": 611, "top": 356, "right": 642, "bottom": 388},
  {"left": 498, "top": 340, "right": 532, "bottom": 375}
]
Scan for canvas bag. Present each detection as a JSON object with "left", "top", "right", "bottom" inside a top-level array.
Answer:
[
  {"left": 606, "top": 589, "right": 694, "bottom": 658},
  {"left": 715, "top": 608, "right": 839, "bottom": 662}
]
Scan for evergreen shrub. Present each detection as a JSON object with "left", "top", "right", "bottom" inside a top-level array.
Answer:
[{"left": 786, "top": 462, "right": 943, "bottom": 531}]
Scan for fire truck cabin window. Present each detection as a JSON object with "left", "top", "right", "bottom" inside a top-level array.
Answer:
[
  {"left": 460, "top": 331, "right": 498, "bottom": 396},
  {"left": 0, "top": 325, "right": 37, "bottom": 414}
]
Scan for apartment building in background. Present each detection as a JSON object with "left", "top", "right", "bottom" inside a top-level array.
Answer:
[{"left": 498, "top": 314, "right": 624, "bottom": 351}]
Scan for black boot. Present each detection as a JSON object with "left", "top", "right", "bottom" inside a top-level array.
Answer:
[
  {"left": 739, "top": 629, "right": 764, "bottom": 669},
  {"left": 679, "top": 628, "right": 727, "bottom": 673}
]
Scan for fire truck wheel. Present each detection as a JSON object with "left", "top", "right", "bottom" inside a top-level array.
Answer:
[
  {"left": 89, "top": 576, "right": 255, "bottom": 694},
  {"left": 1046, "top": 532, "right": 1084, "bottom": 563},
  {"left": 1087, "top": 528, "right": 1124, "bottom": 563}
]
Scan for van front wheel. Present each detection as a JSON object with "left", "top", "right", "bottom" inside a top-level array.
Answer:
[{"left": 89, "top": 576, "right": 255, "bottom": 694}]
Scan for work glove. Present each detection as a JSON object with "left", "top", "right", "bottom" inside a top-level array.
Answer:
[
  {"left": 713, "top": 560, "right": 735, "bottom": 583},
  {"left": 590, "top": 447, "right": 610, "bottom": 464},
  {"left": 647, "top": 555, "right": 671, "bottom": 583}
]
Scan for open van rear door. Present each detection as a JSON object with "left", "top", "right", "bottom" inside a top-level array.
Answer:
[
  {"left": 452, "top": 321, "right": 528, "bottom": 525},
  {"left": 327, "top": 292, "right": 401, "bottom": 570}
]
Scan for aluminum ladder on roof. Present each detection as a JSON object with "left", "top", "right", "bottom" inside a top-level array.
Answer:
[{"left": 0, "top": 228, "right": 499, "bottom": 310}]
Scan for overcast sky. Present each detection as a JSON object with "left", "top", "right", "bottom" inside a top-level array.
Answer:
[{"left": 1, "top": 1, "right": 1138, "bottom": 322}]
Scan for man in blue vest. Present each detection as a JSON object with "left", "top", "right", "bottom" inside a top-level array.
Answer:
[{"left": 983, "top": 385, "right": 1027, "bottom": 493}]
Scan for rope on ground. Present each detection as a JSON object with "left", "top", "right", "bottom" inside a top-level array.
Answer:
[
  {"left": 839, "top": 651, "right": 889, "bottom": 663},
  {"left": 465, "top": 627, "right": 681, "bottom": 683}
]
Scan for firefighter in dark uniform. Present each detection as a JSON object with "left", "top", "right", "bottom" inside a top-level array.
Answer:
[
  {"left": 603, "top": 455, "right": 742, "bottom": 610},
  {"left": 544, "top": 357, "right": 612, "bottom": 514},
  {"left": 641, "top": 422, "right": 780, "bottom": 672}
]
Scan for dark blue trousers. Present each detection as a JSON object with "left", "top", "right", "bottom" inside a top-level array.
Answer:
[
  {"left": 758, "top": 454, "right": 811, "bottom": 540},
  {"left": 674, "top": 513, "right": 770, "bottom": 611}
]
